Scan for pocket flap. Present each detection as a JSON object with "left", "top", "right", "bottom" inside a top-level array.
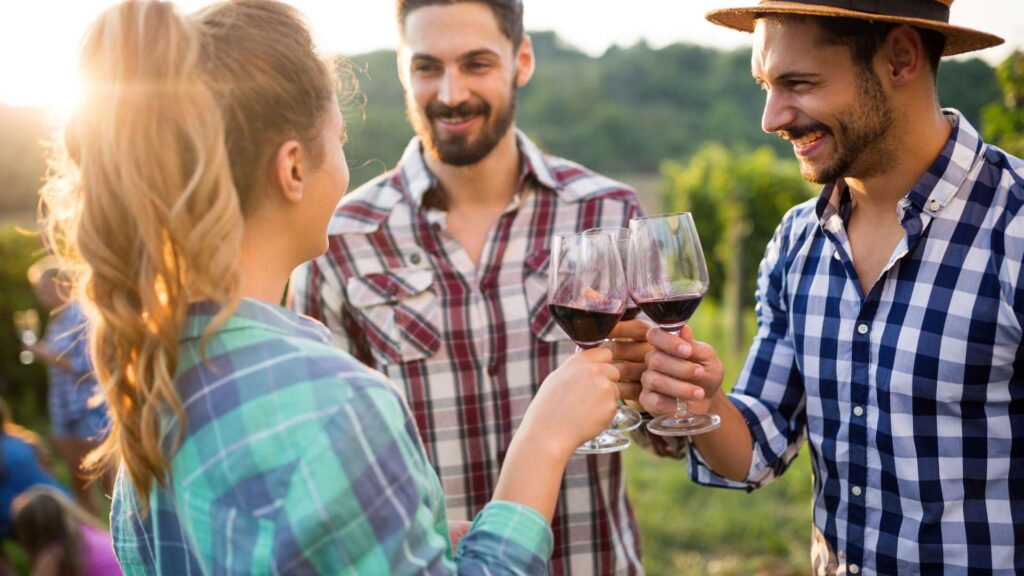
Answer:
[{"left": 346, "top": 268, "right": 435, "bottom": 308}]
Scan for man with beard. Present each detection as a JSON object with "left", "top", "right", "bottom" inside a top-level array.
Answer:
[
  {"left": 632, "top": 1, "right": 1024, "bottom": 574},
  {"left": 290, "top": 1, "right": 646, "bottom": 573}
]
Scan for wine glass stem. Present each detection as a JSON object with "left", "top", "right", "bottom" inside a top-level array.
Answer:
[{"left": 669, "top": 327, "right": 690, "bottom": 419}]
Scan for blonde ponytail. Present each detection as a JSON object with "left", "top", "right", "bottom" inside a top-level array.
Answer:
[{"left": 42, "top": 0, "right": 336, "bottom": 509}]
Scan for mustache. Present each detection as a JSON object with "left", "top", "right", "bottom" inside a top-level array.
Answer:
[
  {"left": 427, "top": 99, "right": 489, "bottom": 120},
  {"left": 777, "top": 122, "right": 830, "bottom": 141}
]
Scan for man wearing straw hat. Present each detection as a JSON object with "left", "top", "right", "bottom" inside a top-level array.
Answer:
[{"left": 634, "top": 1, "right": 1024, "bottom": 573}]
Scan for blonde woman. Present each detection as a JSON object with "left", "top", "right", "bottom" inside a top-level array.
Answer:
[{"left": 42, "top": 0, "right": 620, "bottom": 573}]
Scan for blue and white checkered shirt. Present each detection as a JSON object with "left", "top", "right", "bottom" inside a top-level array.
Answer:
[{"left": 690, "top": 111, "right": 1024, "bottom": 575}]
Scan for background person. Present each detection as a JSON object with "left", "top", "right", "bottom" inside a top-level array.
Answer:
[{"left": 291, "top": 2, "right": 648, "bottom": 571}]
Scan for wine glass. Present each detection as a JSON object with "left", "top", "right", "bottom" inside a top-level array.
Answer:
[
  {"left": 628, "top": 212, "right": 721, "bottom": 436},
  {"left": 13, "top": 308, "right": 41, "bottom": 365},
  {"left": 548, "top": 231, "right": 629, "bottom": 454},
  {"left": 582, "top": 228, "right": 643, "bottom": 434}
]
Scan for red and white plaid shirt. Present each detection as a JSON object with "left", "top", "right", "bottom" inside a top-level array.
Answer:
[{"left": 291, "top": 131, "right": 644, "bottom": 575}]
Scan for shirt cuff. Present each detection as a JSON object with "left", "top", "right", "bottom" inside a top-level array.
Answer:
[
  {"left": 688, "top": 393, "right": 787, "bottom": 490},
  {"left": 463, "top": 500, "right": 554, "bottom": 564}
]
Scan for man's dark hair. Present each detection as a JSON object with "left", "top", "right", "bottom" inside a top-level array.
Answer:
[
  {"left": 763, "top": 15, "right": 946, "bottom": 80},
  {"left": 396, "top": 0, "right": 525, "bottom": 49}
]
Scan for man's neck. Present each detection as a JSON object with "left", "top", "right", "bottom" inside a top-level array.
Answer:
[
  {"left": 845, "top": 106, "right": 952, "bottom": 216},
  {"left": 423, "top": 127, "right": 521, "bottom": 211}
]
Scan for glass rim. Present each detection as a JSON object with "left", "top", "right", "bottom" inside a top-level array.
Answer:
[{"left": 629, "top": 211, "right": 693, "bottom": 223}]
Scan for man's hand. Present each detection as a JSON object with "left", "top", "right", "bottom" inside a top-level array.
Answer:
[
  {"left": 606, "top": 319, "right": 652, "bottom": 405},
  {"left": 639, "top": 324, "right": 724, "bottom": 415}
]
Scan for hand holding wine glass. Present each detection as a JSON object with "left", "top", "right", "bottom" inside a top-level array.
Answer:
[{"left": 628, "top": 212, "right": 721, "bottom": 436}]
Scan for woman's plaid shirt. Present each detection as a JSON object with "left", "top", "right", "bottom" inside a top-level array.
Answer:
[
  {"left": 291, "top": 132, "right": 645, "bottom": 575},
  {"left": 110, "top": 299, "right": 554, "bottom": 574}
]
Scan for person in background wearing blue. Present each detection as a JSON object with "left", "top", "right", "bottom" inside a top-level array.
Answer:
[
  {"left": 0, "top": 399, "right": 64, "bottom": 576},
  {"left": 634, "top": 1, "right": 1024, "bottom": 574},
  {"left": 25, "top": 257, "right": 110, "bottom": 517}
]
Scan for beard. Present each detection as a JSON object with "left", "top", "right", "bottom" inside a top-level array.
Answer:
[
  {"left": 785, "top": 67, "right": 898, "bottom": 184},
  {"left": 408, "top": 78, "right": 518, "bottom": 167}
]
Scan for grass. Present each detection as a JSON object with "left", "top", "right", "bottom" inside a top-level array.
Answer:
[{"left": 623, "top": 299, "right": 814, "bottom": 575}]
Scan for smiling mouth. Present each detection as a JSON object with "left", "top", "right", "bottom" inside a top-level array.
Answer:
[
  {"left": 790, "top": 130, "right": 826, "bottom": 148},
  {"left": 437, "top": 114, "right": 477, "bottom": 126}
]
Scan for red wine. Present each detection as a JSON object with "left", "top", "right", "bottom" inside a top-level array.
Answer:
[
  {"left": 548, "top": 304, "right": 622, "bottom": 348},
  {"left": 620, "top": 306, "right": 641, "bottom": 321},
  {"left": 636, "top": 294, "right": 704, "bottom": 331}
]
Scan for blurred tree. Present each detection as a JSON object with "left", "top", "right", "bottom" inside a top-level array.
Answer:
[
  {"left": 0, "top": 226, "right": 49, "bottom": 424},
  {"left": 661, "top": 144, "right": 815, "bottom": 352},
  {"left": 981, "top": 50, "right": 1024, "bottom": 157}
]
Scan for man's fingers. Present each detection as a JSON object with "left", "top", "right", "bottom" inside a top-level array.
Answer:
[
  {"left": 617, "top": 380, "right": 642, "bottom": 403},
  {"left": 609, "top": 319, "right": 651, "bottom": 341},
  {"left": 613, "top": 361, "right": 646, "bottom": 383}
]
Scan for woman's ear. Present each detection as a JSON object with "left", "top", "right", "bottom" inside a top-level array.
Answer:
[{"left": 274, "top": 139, "right": 305, "bottom": 203}]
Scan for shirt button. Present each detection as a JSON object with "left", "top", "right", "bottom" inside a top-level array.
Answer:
[
  {"left": 851, "top": 486, "right": 863, "bottom": 496},
  {"left": 833, "top": 250, "right": 840, "bottom": 260},
  {"left": 929, "top": 199, "right": 940, "bottom": 212},
  {"left": 857, "top": 323, "right": 869, "bottom": 335},
  {"left": 850, "top": 564, "right": 860, "bottom": 574},
  {"left": 853, "top": 406, "right": 864, "bottom": 417},
  {"left": 408, "top": 252, "right": 422, "bottom": 265}
]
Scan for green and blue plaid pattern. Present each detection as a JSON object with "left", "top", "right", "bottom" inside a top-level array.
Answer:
[{"left": 110, "top": 298, "right": 552, "bottom": 574}]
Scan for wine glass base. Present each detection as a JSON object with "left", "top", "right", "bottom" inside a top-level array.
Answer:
[
  {"left": 647, "top": 413, "right": 721, "bottom": 436},
  {"left": 608, "top": 405, "right": 643, "bottom": 433},
  {"left": 574, "top": 432, "right": 630, "bottom": 454}
]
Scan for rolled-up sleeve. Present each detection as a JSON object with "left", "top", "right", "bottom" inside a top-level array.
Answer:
[{"left": 689, "top": 212, "right": 807, "bottom": 491}]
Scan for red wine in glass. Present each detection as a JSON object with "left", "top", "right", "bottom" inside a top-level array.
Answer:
[
  {"left": 635, "top": 293, "right": 704, "bottom": 332},
  {"left": 548, "top": 305, "right": 623, "bottom": 349},
  {"left": 620, "top": 306, "right": 641, "bottom": 321}
]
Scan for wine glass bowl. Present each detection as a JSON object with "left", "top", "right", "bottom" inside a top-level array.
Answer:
[{"left": 628, "top": 212, "right": 721, "bottom": 436}]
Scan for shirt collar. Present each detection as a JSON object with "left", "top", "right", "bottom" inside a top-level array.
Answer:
[
  {"left": 815, "top": 109, "right": 985, "bottom": 226},
  {"left": 397, "top": 128, "right": 563, "bottom": 209},
  {"left": 181, "top": 298, "right": 331, "bottom": 346}
]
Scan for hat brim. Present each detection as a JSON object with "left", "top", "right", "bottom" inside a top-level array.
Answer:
[{"left": 706, "top": 2, "right": 1004, "bottom": 56}]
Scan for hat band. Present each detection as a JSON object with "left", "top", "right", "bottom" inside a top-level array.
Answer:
[{"left": 760, "top": 0, "right": 950, "bottom": 23}]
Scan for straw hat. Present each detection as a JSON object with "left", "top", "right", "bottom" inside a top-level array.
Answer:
[{"left": 706, "top": 0, "right": 1004, "bottom": 56}]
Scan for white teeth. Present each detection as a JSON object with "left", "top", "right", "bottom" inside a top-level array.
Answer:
[
  {"left": 792, "top": 131, "right": 825, "bottom": 147},
  {"left": 441, "top": 116, "right": 472, "bottom": 124}
]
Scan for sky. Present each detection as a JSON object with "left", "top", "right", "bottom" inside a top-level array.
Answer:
[{"left": 1, "top": 0, "right": 1021, "bottom": 110}]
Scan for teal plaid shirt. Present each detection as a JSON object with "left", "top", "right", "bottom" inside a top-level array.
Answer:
[{"left": 110, "top": 298, "right": 552, "bottom": 574}]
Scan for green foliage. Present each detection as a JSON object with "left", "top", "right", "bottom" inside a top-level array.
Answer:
[
  {"left": 939, "top": 58, "right": 1002, "bottom": 124},
  {"left": 0, "top": 225, "right": 49, "bottom": 425},
  {"left": 661, "top": 144, "right": 815, "bottom": 309},
  {"left": 982, "top": 50, "right": 1024, "bottom": 158}
]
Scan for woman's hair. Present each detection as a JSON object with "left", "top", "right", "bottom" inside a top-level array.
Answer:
[
  {"left": 41, "top": 0, "right": 337, "bottom": 508},
  {"left": 12, "top": 486, "right": 103, "bottom": 576}
]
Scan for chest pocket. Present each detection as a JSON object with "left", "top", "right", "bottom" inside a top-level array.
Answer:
[
  {"left": 346, "top": 268, "right": 442, "bottom": 365},
  {"left": 522, "top": 249, "right": 570, "bottom": 343}
]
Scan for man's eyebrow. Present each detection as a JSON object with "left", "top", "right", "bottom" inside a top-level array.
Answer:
[{"left": 457, "top": 49, "right": 500, "bottom": 62}]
